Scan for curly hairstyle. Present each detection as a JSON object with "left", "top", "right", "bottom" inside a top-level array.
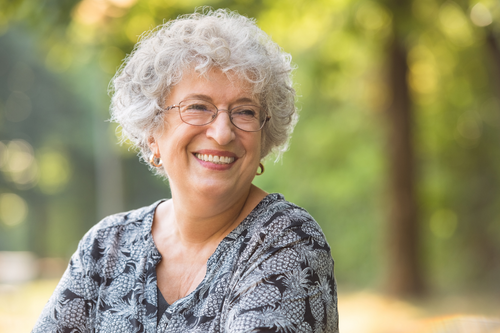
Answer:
[{"left": 110, "top": 8, "right": 297, "bottom": 175}]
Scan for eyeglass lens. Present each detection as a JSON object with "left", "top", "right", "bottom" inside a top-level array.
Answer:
[{"left": 178, "top": 99, "right": 265, "bottom": 132}]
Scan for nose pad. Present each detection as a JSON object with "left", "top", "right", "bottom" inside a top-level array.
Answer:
[
  {"left": 217, "top": 109, "right": 230, "bottom": 119},
  {"left": 213, "top": 110, "right": 232, "bottom": 126},
  {"left": 209, "top": 109, "right": 230, "bottom": 124}
]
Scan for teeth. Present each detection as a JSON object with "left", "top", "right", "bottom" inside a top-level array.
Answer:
[{"left": 196, "top": 154, "right": 235, "bottom": 164}]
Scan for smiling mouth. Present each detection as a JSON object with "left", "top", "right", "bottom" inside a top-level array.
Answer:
[{"left": 195, "top": 153, "right": 235, "bottom": 164}]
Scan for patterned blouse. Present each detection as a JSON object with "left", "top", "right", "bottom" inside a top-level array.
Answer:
[{"left": 33, "top": 193, "right": 338, "bottom": 333}]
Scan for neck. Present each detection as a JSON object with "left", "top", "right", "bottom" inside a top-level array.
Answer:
[{"left": 154, "top": 184, "right": 265, "bottom": 250}]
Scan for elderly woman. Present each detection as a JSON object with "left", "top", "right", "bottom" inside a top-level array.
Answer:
[{"left": 33, "top": 9, "right": 338, "bottom": 333}]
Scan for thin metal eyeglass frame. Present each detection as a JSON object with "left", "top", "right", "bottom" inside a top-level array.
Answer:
[{"left": 164, "top": 101, "right": 271, "bottom": 132}]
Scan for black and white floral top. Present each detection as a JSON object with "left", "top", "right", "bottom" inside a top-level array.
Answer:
[{"left": 33, "top": 193, "right": 338, "bottom": 333}]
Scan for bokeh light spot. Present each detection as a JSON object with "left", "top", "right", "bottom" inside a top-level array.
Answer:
[
  {"left": 0, "top": 193, "right": 28, "bottom": 227},
  {"left": 470, "top": 3, "right": 492, "bottom": 27},
  {"left": 409, "top": 61, "right": 438, "bottom": 94},
  {"left": 408, "top": 45, "right": 438, "bottom": 96},
  {"left": 439, "top": 2, "right": 474, "bottom": 47},
  {"left": 0, "top": 140, "right": 39, "bottom": 189},
  {"left": 73, "top": 0, "right": 109, "bottom": 25},
  {"left": 38, "top": 149, "right": 71, "bottom": 194},
  {"left": 9, "top": 164, "right": 39, "bottom": 189},
  {"left": 3, "top": 140, "right": 35, "bottom": 173}
]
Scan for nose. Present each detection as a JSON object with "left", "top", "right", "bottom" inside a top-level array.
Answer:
[{"left": 205, "top": 110, "right": 235, "bottom": 146}]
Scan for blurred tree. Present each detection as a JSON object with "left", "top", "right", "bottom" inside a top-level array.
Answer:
[
  {"left": 0, "top": 26, "right": 96, "bottom": 256},
  {"left": 464, "top": 2, "right": 500, "bottom": 289},
  {"left": 382, "top": 0, "right": 424, "bottom": 296}
]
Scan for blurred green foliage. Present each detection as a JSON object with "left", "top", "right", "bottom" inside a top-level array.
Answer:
[{"left": 1, "top": 0, "right": 500, "bottom": 294}]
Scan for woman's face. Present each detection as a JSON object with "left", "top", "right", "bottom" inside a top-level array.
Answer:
[{"left": 149, "top": 68, "right": 262, "bottom": 199}]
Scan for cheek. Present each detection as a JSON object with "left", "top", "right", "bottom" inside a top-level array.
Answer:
[
  {"left": 160, "top": 128, "right": 204, "bottom": 166},
  {"left": 259, "top": 133, "right": 265, "bottom": 155},
  {"left": 252, "top": 134, "right": 263, "bottom": 155}
]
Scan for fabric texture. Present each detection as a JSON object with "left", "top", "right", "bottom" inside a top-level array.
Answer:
[{"left": 32, "top": 193, "right": 338, "bottom": 333}]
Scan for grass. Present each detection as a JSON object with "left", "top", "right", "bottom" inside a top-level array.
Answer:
[{"left": 0, "top": 280, "right": 59, "bottom": 333}]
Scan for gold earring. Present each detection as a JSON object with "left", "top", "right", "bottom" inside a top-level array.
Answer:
[
  {"left": 150, "top": 154, "right": 163, "bottom": 168},
  {"left": 256, "top": 162, "right": 264, "bottom": 175}
]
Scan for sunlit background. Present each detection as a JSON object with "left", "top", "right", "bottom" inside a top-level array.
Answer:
[{"left": 1, "top": 0, "right": 500, "bottom": 332}]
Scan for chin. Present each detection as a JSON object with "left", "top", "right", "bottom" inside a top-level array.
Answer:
[{"left": 199, "top": 178, "right": 250, "bottom": 198}]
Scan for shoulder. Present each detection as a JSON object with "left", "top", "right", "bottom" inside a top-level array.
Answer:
[
  {"left": 32, "top": 201, "right": 165, "bottom": 332},
  {"left": 80, "top": 200, "right": 162, "bottom": 245},
  {"left": 246, "top": 193, "right": 330, "bottom": 250},
  {"left": 92, "top": 199, "right": 162, "bottom": 231},
  {"left": 226, "top": 194, "right": 338, "bottom": 332},
  {"left": 74, "top": 200, "right": 163, "bottom": 273},
  {"left": 235, "top": 193, "right": 334, "bottom": 277}
]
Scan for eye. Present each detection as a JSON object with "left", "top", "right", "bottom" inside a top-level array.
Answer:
[
  {"left": 185, "top": 102, "right": 211, "bottom": 112},
  {"left": 232, "top": 106, "right": 259, "bottom": 118},
  {"left": 179, "top": 99, "right": 217, "bottom": 113}
]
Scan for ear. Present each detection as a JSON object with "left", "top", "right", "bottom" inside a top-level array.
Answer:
[{"left": 148, "top": 136, "right": 159, "bottom": 156}]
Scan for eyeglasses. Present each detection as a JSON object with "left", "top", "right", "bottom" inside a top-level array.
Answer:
[{"left": 165, "top": 99, "right": 270, "bottom": 132}]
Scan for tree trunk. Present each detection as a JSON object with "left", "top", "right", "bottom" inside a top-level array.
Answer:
[
  {"left": 486, "top": 29, "right": 500, "bottom": 129},
  {"left": 385, "top": 36, "right": 424, "bottom": 296}
]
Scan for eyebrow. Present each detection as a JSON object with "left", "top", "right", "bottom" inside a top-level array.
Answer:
[{"left": 182, "top": 94, "right": 258, "bottom": 106}]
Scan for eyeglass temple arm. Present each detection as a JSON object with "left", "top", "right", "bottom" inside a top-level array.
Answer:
[
  {"left": 155, "top": 105, "right": 177, "bottom": 117},
  {"left": 165, "top": 105, "right": 178, "bottom": 111}
]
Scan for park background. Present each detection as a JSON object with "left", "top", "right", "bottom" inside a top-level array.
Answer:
[{"left": 1, "top": 0, "right": 500, "bottom": 332}]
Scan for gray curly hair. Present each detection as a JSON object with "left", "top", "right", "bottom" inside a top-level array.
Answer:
[{"left": 110, "top": 8, "right": 297, "bottom": 175}]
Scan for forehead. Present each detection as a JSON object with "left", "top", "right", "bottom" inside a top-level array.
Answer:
[{"left": 167, "top": 67, "right": 257, "bottom": 104}]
